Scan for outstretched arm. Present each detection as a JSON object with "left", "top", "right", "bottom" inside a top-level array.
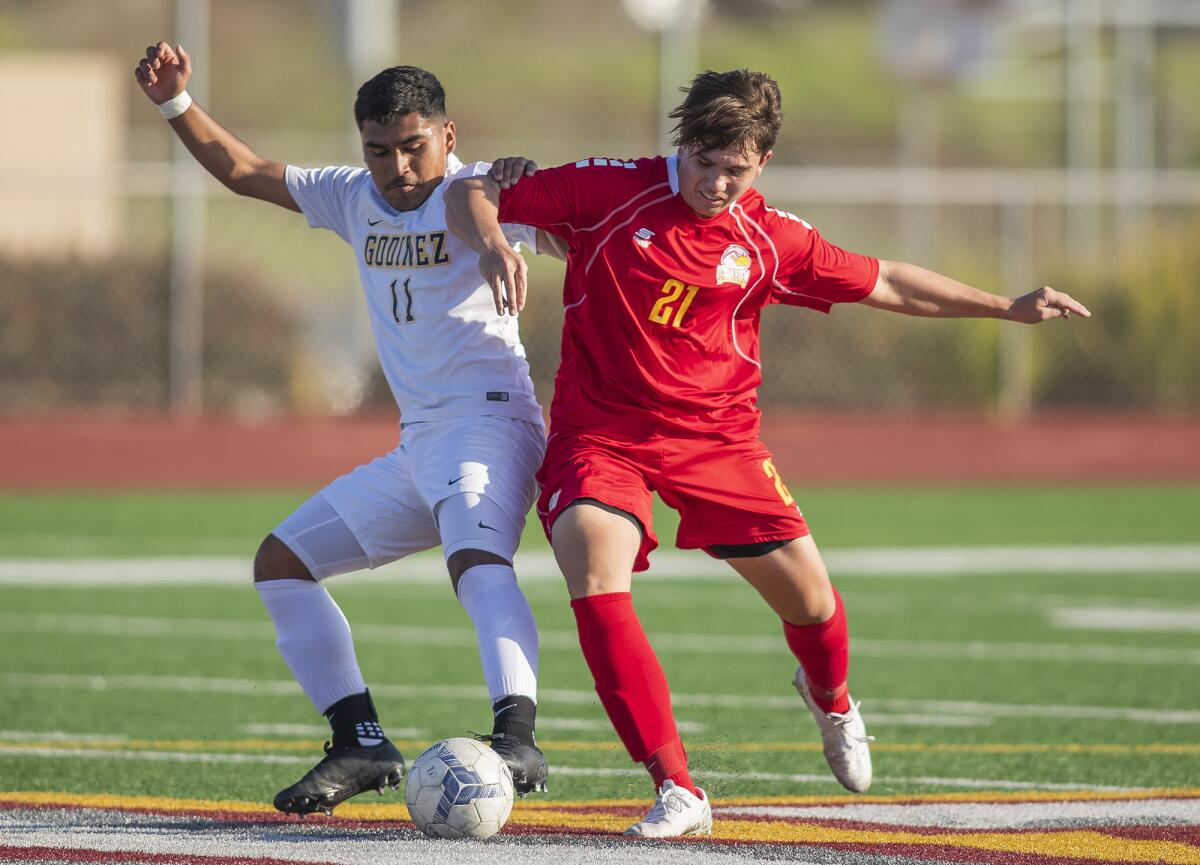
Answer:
[
  {"left": 863, "top": 260, "right": 1091, "bottom": 323},
  {"left": 445, "top": 174, "right": 527, "bottom": 316},
  {"left": 488, "top": 157, "right": 567, "bottom": 263},
  {"left": 134, "top": 42, "right": 298, "bottom": 212}
]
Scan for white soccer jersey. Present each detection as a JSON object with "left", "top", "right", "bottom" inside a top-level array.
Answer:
[{"left": 285, "top": 154, "right": 543, "bottom": 426}]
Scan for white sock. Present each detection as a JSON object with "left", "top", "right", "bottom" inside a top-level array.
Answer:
[
  {"left": 256, "top": 578, "right": 366, "bottom": 714},
  {"left": 457, "top": 564, "right": 539, "bottom": 703}
]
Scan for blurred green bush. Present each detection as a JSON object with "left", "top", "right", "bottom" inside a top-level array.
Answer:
[
  {"left": 0, "top": 255, "right": 296, "bottom": 413},
  {"left": 1037, "top": 222, "right": 1200, "bottom": 411},
  {"left": 3, "top": 235, "right": 1194, "bottom": 415}
]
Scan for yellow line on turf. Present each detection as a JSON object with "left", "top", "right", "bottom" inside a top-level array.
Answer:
[
  {"left": 543, "top": 741, "right": 1200, "bottom": 756},
  {"left": 5, "top": 789, "right": 1199, "bottom": 813},
  {"left": 0, "top": 791, "right": 277, "bottom": 815},
  {"left": 4, "top": 738, "right": 1200, "bottom": 756},
  {"left": 716, "top": 787, "right": 1200, "bottom": 806},
  {"left": 700, "top": 821, "right": 1200, "bottom": 863}
]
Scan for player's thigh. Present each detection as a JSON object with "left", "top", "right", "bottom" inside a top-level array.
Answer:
[
  {"left": 550, "top": 502, "right": 642, "bottom": 599},
  {"left": 435, "top": 492, "right": 522, "bottom": 564},
  {"left": 659, "top": 437, "right": 809, "bottom": 552},
  {"left": 536, "top": 432, "right": 659, "bottom": 575},
  {"left": 725, "top": 535, "right": 835, "bottom": 625},
  {"left": 313, "top": 448, "right": 443, "bottom": 573},
  {"left": 406, "top": 415, "right": 545, "bottom": 530},
  {"left": 270, "top": 493, "right": 371, "bottom": 581}
]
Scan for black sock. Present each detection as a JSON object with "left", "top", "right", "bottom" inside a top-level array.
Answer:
[
  {"left": 324, "top": 689, "right": 385, "bottom": 748},
  {"left": 491, "top": 695, "right": 537, "bottom": 746}
]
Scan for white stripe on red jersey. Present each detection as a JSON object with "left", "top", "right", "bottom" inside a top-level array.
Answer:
[{"left": 498, "top": 155, "right": 877, "bottom": 441}]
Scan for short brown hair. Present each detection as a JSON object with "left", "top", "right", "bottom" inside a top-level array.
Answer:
[{"left": 668, "top": 69, "right": 782, "bottom": 156}]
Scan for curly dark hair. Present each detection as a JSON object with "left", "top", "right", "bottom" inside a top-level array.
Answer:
[{"left": 354, "top": 66, "right": 446, "bottom": 129}]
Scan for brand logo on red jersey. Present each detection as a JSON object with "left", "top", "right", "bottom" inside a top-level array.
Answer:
[
  {"left": 716, "top": 244, "right": 752, "bottom": 287},
  {"left": 633, "top": 227, "right": 655, "bottom": 249}
]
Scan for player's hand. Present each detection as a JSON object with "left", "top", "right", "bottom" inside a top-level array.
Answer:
[
  {"left": 489, "top": 157, "right": 538, "bottom": 191},
  {"left": 134, "top": 41, "right": 191, "bottom": 105},
  {"left": 1006, "top": 287, "right": 1092, "bottom": 324},
  {"left": 479, "top": 243, "right": 528, "bottom": 316}
]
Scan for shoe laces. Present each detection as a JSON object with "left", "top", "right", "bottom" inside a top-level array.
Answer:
[
  {"left": 827, "top": 700, "right": 876, "bottom": 744},
  {"left": 645, "top": 784, "right": 691, "bottom": 822}
]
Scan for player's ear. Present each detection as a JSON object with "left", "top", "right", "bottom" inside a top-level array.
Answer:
[
  {"left": 443, "top": 120, "right": 457, "bottom": 155},
  {"left": 756, "top": 149, "right": 773, "bottom": 175}
]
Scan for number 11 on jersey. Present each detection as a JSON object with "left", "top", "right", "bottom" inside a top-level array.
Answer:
[{"left": 390, "top": 277, "right": 415, "bottom": 323}]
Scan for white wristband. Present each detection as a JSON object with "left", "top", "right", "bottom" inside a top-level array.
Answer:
[{"left": 158, "top": 90, "right": 193, "bottom": 120}]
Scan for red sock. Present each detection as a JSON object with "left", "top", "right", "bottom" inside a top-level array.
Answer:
[
  {"left": 782, "top": 586, "right": 851, "bottom": 714},
  {"left": 571, "top": 592, "right": 696, "bottom": 795},
  {"left": 644, "top": 738, "right": 696, "bottom": 794}
]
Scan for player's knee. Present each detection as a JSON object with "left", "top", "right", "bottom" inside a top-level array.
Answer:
[
  {"left": 788, "top": 581, "right": 836, "bottom": 624},
  {"left": 447, "top": 548, "right": 510, "bottom": 593},
  {"left": 253, "top": 534, "right": 315, "bottom": 583}
]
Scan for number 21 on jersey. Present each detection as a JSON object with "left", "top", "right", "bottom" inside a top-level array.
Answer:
[{"left": 648, "top": 279, "right": 699, "bottom": 328}]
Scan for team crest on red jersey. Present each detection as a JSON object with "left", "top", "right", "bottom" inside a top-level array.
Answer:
[{"left": 716, "top": 244, "right": 752, "bottom": 287}]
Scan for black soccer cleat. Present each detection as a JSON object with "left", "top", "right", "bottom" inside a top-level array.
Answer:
[
  {"left": 479, "top": 732, "right": 548, "bottom": 796},
  {"left": 273, "top": 738, "right": 405, "bottom": 817}
]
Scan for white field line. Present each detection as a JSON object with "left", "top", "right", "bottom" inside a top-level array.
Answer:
[
  {"left": 237, "top": 719, "right": 701, "bottom": 736},
  {"left": 0, "top": 730, "right": 126, "bottom": 743},
  {"left": 539, "top": 717, "right": 707, "bottom": 733},
  {"left": 549, "top": 766, "right": 1140, "bottom": 792},
  {"left": 3, "top": 672, "right": 1198, "bottom": 725},
  {"left": 0, "top": 745, "right": 313, "bottom": 765},
  {"left": 719, "top": 799, "right": 1200, "bottom": 828},
  {"left": 0, "top": 744, "right": 1138, "bottom": 792},
  {"left": 3, "top": 610, "right": 1199, "bottom": 667},
  {"left": 1049, "top": 605, "right": 1200, "bottom": 633},
  {"left": 240, "top": 723, "right": 429, "bottom": 739},
  {"left": 1, "top": 544, "right": 1198, "bottom": 586}
]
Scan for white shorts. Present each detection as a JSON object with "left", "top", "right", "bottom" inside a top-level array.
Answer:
[{"left": 273, "top": 415, "right": 545, "bottom": 579}]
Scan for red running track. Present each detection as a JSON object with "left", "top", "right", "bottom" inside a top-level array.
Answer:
[{"left": 0, "top": 412, "right": 1196, "bottom": 490}]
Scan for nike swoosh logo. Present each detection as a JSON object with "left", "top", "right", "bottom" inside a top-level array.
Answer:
[
  {"left": 494, "top": 702, "right": 518, "bottom": 715},
  {"left": 368, "top": 218, "right": 383, "bottom": 226},
  {"left": 478, "top": 521, "right": 500, "bottom": 532},
  {"left": 448, "top": 475, "right": 468, "bottom": 485}
]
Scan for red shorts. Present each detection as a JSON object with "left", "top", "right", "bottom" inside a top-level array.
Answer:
[{"left": 535, "top": 431, "right": 809, "bottom": 572}]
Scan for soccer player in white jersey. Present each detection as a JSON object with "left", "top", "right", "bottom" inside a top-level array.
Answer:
[{"left": 135, "top": 43, "right": 559, "bottom": 815}]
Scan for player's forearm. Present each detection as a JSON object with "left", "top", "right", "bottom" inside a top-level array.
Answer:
[
  {"left": 863, "top": 260, "right": 1011, "bottom": 319},
  {"left": 446, "top": 176, "right": 511, "bottom": 255},
  {"left": 167, "top": 103, "right": 296, "bottom": 209}
]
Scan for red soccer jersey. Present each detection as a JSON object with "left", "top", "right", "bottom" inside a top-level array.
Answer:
[{"left": 499, "top": 155, "right": 878, "bottom": 441}]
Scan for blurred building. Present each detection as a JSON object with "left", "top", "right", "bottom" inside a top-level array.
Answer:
[{"left": 0, "top": 55, "right": 123, "bottom": 256}]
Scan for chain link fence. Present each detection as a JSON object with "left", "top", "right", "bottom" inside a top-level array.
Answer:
[{"left": 1, "top": 0, "right": 1197, "bottom": 418}]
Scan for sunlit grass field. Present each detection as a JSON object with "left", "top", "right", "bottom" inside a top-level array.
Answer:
[{"left": 0, "top": 485, "right": 1197, "bottom": 805}]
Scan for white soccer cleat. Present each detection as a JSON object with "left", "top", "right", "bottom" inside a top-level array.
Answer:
[
  {"left": 623, "top": 780, "right": 713, "bottom": 838},
  {"left": 793, "top": 667, "right": 874, "bottom": 793}
]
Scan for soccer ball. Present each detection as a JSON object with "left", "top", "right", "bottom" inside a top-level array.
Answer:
[{"left": 405, "top": 737, "right": 514, "bottom": 839}]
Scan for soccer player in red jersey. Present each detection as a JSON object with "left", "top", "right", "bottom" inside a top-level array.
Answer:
[{"left": 448, "top": 69, "right": 1090, "bottom": 837}]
